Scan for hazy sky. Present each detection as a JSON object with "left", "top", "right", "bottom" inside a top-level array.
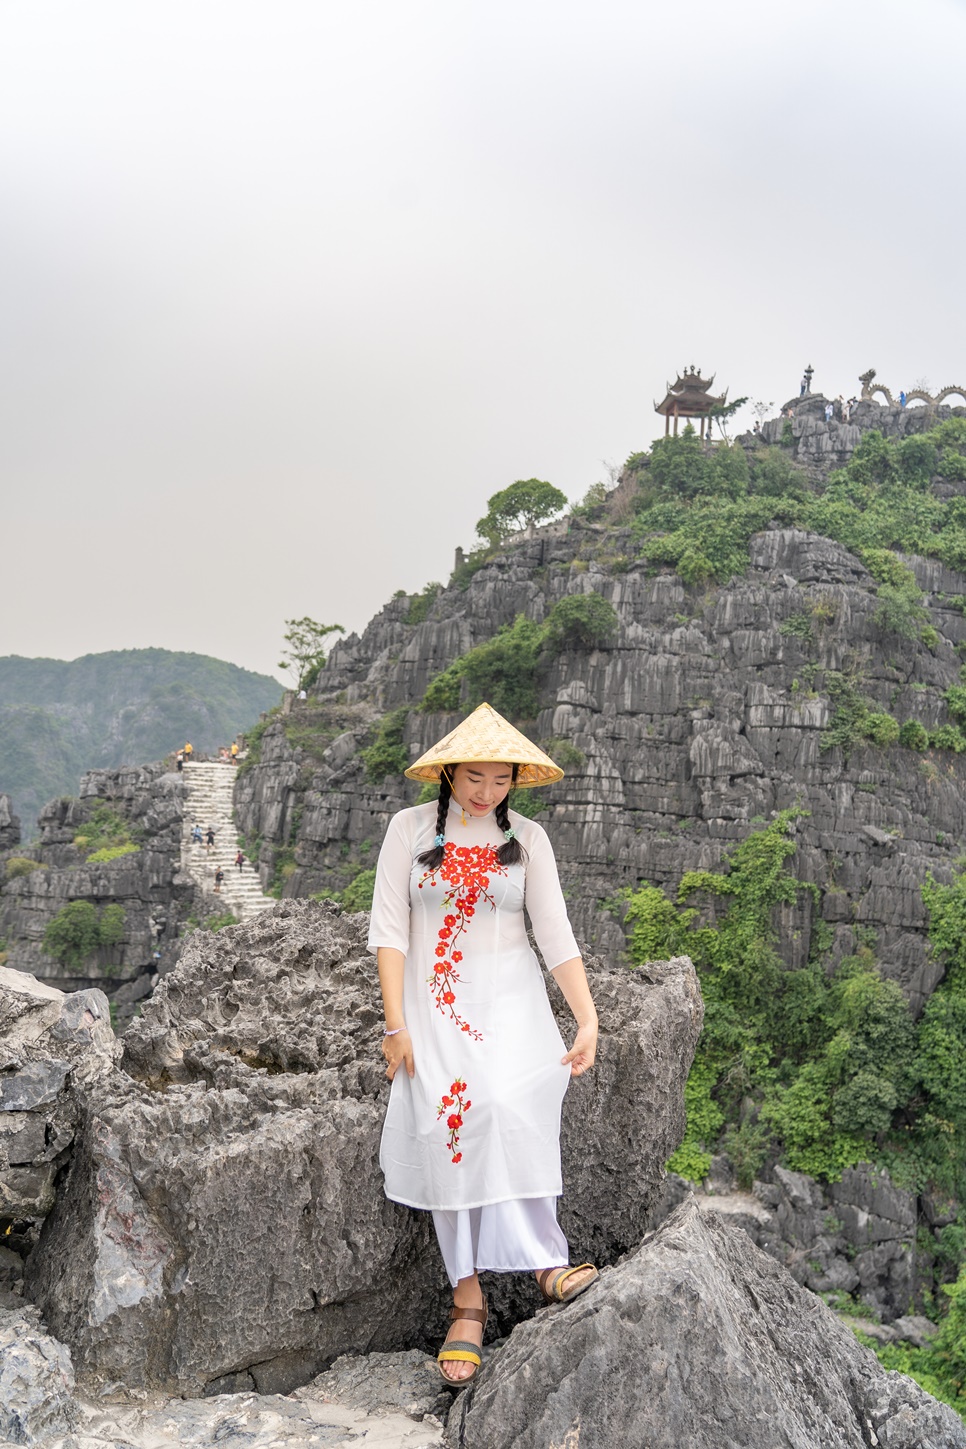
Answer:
[{"left": 2, "top": 0, "right": 965, "bottom": 682}]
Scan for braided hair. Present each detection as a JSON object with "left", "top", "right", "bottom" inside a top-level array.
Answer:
[
  {"left": 415, "top": 764, "right": 527, "bottom": 869},
  {"left": 494, "top": 771, "right": 525, "bottom": 867},
  {"left": 416, "top": 769, "right": 453, "bottom": 870}
]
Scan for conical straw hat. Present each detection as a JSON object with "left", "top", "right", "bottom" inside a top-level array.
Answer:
[{"left": 405, "top": 702, "right": 564, "bottom": 787}]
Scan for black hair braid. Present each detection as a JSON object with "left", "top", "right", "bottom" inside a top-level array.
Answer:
[
  {"left": 495, "top": 766, "right": 526, "bottom": 867},
  {"left": 416, "top": 770, "right": 453, "bottom": 869}
]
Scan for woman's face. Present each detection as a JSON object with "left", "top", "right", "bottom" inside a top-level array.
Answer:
[{"left": 450, "top": 761, "right": 514, "bottom": 818}]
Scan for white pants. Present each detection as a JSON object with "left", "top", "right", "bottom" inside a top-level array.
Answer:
[{"left": 432, "top": 1195, "right": 569, "bottom": 1287}]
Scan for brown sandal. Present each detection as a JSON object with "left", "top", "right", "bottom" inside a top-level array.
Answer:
[
  {"left": 436, "top": 1295, "right": 488, "bottom": 1389},
  {"left": 536, "top": 1263, "right": 599, "bottom": 1305}
]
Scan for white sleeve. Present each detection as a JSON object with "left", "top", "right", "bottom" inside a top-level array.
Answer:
[
  {"left": 367, "top": 812, "right": 413, "bottom": 955},
  {"left": 524, "top": 827, "right": 580, "bottom": 971}
]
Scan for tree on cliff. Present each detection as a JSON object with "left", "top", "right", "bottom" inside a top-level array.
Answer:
[
  {"left": 278, "top": 617, "right": 345, "bottom": 691},
  {"left": 476, "top": 478, "right": 567, "bottom": 546}
]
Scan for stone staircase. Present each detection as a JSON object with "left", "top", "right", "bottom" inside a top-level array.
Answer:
[{"left": 180, "top": 761, "right": 274, "bottom": 922}]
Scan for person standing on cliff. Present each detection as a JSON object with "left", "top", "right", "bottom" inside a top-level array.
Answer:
[{"left": 369, "top": 702, "right": 599, "bottom": 1390}]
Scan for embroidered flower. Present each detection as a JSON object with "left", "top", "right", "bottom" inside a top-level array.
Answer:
[
  {"left": 418, "top": 843, "right": 507, "bottom": 1040},
  {"left": 437, "top": 1079, "right": 471, "bottom": 1163}
]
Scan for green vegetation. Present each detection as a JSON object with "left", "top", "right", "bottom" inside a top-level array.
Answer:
[
  {"left": 42, "top": 900, "right": 126, "bottom": 972},
  {"left": 406, "top": 583, "right": 442, "bottom": 625},
  {"left": 86, "top": 842, "right": 140, "bottom": 865},
  {"left": 277, "top": 617, "right": 345, "bottom": 692},
  {"left": 541, "top": 738, "right": 586, "bottom": 771},
  {"left": 312, "top": 863, "right": 378, "bottom": 912},
  {"left": 857, "top": 1268, "right": 966, "bottom": 1420},
  {"left": 421, "top": 594, "right": 618, "bottom": 720},
  {"left": 185, "top": 910, "right": 238, "bottom": 932},
  {"left": 235, "top": 705, "right": 281, "bottom": 777},
  {"left": 3, "top": 857, "right": 47, "bottom": 881},
  {"left": 73, "top": 805, "right": 139, "bottom": 859},
  {"left": 621, "top": 812, "right": 923, "bottom": 1186},
  {"left": 628, "top": 419, "right": 966, "bottom": 588},
  {"left": 361, "top": 708, "right": 410, "bottom": 783},
  {"left": 476, "top": 478, "right": 568, "bottom": 547}
]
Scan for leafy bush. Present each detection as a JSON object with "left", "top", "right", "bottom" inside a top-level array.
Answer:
[
  {"left": 72, "top": 805, "right": 137, "bottom": 858},
  {"left": 406, "top": 583, "right": 442, "bottom": 625},
  {"left": 931, "top": 725, "right": 966, "bottom": 753},
  {"left": 899, "top": 720, "right": 930, "bottom": 750},
  {"left": 863, "top": 712, "right": 900, "bottom": 747},
  {"left": 361, "top": 708, "right": 410, "bottom": 783},
  {"left": 3, "top": 857, "right": 47, "bottom": 881},
  {"left": 86, "top": 842, "right": 140, "bottom": 864},
  {"left": 622, "top": 812, "right": 924, "bottom": 1185},
  {"left": 42, "top": 900, "right": 126, "bottom": 972},
  {"left": 544, "top": 594, "right": 618, "bottom": 650},
  {"left": 341, "top": 868, "right": 377, "bottom": 912},
  {"left": 506, "top": 787, "right": 546, "bottom": 819},
  {"left": 542, "top": 738, "right": 586, "bottom": 771},
  {"left": 422, "top": 596, "right": 615, "bottom": 720}
]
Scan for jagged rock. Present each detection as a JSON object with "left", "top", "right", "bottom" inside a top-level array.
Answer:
[
  {"left": 0, "top": 967, "right": 117, "bottom": 1230},
  {"left": 0, "top": 795, "right": 20, "bottom": 852},
  {"left": 0, "top": 762, "right": 201, "bottom": 992},
  {"left": 0, "top": 1301, "right": 76, "bottom": 1445},
  {"left": 26, "top": 900, "right": 702, "bottom": 1396},
  {"left": 449, "top": 1200, "right": 966, "bottom": 1449}
]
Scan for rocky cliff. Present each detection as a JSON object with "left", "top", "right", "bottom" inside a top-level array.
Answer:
[
  {"left": 0, "top": 762, "right": 204, "bottom": 1005},
  {"left": 1, "top": 912, "right": 962, "bottom": 1447},
  {"left": 237, "top": 403, "right": 966, "bottom": 1014}
]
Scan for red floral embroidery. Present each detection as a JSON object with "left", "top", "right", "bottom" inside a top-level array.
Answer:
[
  {"left": 437, "top": 1077, "right": 472, "bottom": 1163},
  {"left": 417, "top": 842, "right": 506, "bottom": 1040}
]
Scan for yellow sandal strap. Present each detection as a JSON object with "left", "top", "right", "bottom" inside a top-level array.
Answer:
[
  {"left": 545, "top": 1263, "right": 596, "bottom": 1300},
  {"left": 438, "top": 1342, "right": 482, "bottom": 1365}
]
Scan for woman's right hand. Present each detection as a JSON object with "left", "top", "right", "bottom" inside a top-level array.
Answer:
[{"left": 382, "top": 1028, "right": 414, "bottom": 1080}]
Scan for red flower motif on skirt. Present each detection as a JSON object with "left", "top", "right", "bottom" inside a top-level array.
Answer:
[
  {"left": 418, "top": 842, "right": 505, "bottom": 1041},
  {"left": 437, "top": 1077, "right": 472, "bottom": 1163}
]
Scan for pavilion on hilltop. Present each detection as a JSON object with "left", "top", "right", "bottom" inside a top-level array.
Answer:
[{"left": 654, "top": 366, "right": 727, "bottom": 437}]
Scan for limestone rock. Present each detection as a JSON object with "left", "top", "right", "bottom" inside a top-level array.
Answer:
[
  {"left": 0, "top": 967, "right": 117, "bottom": 1229},
  {"left": 450, "top": 1200, "right": 966, "bottom": 1449},
  {"left": 0, "top": 1301, "right": 76, "bottom": 1445},
  {"left": 0, "top": 761, "right": 201, "bottom": 995},
  {"left": 26, "top": 900, "right": 701, "bottom": 1396},
  {"left": 0, "top": 795, "right": 20, "bottom": 852}
]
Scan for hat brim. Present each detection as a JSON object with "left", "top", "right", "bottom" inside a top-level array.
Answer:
[{"left": 403, "top": 702, "right": 565, "bottom": 787}]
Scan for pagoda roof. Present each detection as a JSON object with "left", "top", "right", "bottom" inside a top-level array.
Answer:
[{"left": 655, "top": 375, "right": 728, "bottom": 416}]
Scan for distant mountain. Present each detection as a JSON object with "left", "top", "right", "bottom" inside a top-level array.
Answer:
[{"left": 0, "top": 649, "right": 282, "bottom": 834}]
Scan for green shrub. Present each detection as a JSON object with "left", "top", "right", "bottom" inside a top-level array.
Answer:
[
  {"left": 86, "top": 842, "right": 140, "bottom": 865},
  {"left": 72, "top": 805, "right": 137, "bottom": 858},
  {"left": 863, "top": 712, "right": 900, "bottom": 747},
  {"left": 542, "top": 738, "right": 586, "bottom": 771},
  {"left": 899, "top": 720, "right": 930, "bottom": 750},
  {"left": 42, "top": 900, "right": 126, "bottom": 972},
  {"left": 341, "top": 868, "right": 377, "bottom": 912},
  {"left": 4, "top": 857, "right": 47, "bottom": 881},
  {"left": 921, "top": 624, "right": 940, "bottom": 651},
  {"left": 415, "top": 782, "right": 440, "bottom": 804},
  {"left": 544, "top": 593, "right": 618, "bottom": 651},
  {"left": 507, "top": 787, "right": 546, "bottom": 819},
  {"left": 361, "top": 708, "right": 410, "bottom": 783},
  {"left": 931, "top": 725, "right": 966, "bottom": 752},
  {"left": 406, "top": 583, "right": 442, "bottom": 625},
  {"left": 873, "top": 585, "right": 928, "bottom": 639}
]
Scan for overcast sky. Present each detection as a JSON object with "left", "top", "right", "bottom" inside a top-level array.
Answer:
[{"left": 2, "top": 0, "right": 965, "bottom": 682}]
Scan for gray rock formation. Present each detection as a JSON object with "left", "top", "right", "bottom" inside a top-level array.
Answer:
[
  {"left": 0, "top": 1301, "right": 76, "bottom": 1446},
  {"left": 0, "top": 795, "right": 20, "bottom": 852},
  {"left": 450, "top": 1198, "right": 966, "bottom": 1449},
  {"left": 26, "top": 900, "right": 702, "bottom": 1396},
  {"left": 235, "top": 517, "right": 966, "bottom": 1015},
  {"left": 676, "top": 1158, "right": 923, "bottom": 1323},
  {"left": 0, "top": 761, "right": 204, "bottom": 996},
  {"left": 0, "top": 1310, "right": 446, "bottom": 1449},
  {"left": 0, "top": 966, "right": 117, "bottom": 1248}
]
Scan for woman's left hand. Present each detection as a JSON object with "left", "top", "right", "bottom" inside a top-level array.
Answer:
[{"left": 562, "top": 1021, "right": 598, "bottom": 1078}]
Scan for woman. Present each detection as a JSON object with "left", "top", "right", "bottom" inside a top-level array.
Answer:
[{"left": 368, "top": 702, "right": 599, "bottom": 1387}]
